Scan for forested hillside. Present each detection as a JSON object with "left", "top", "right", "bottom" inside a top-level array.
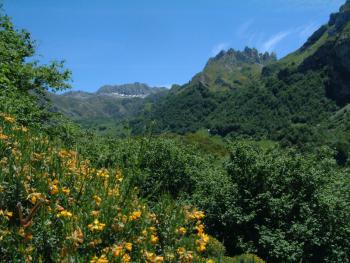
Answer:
[{"left": 129, "top": 0, "right": 350, "bottom": 162}]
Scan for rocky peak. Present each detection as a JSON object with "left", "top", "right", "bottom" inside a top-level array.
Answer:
[
  {"left": 328, "top": 0, "right": 350, "bottom": 32},
  {"left": 208, "top": 47, "right": 276, "bottom": 67},
  {"left": 340, "top": 0, "right": 350, "bottom": 12}
]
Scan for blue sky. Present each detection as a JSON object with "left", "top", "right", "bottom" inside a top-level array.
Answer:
[{"left": 4, "top": 0, "right": 345, "bottom": 92}]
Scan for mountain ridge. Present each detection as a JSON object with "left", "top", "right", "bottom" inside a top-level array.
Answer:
[
  {"left": 129, "top": 0, "right": 350, "bottom": 145},
  {"left": 50, "top": 83, "right": 168, "bottom": 135}
]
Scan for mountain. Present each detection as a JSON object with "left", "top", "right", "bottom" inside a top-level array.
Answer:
[
  {"left": 96, "top": 82, "right": 166, "bottom": 98},
  {"left": 263, "top": 0, "right": 350, "bottom": 105},
  {"left": 192, "top": 47, "right": 276, "bottom": 90},
  {"left": 50, "top": 0, "right": 350, "bottom": 155},
  {"left": 50, "top": 83, "right": 168, "bottom": 135},
  {"left": 130, "top": 0, "right": 350, "bottom": 154},
  {"left": 128, "top": 48, "right": 277, "bottom": 134}
]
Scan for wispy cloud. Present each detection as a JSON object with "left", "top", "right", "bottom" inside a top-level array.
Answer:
[
  {"left": 211, "top": 42, "right": 230, "bottom": 56},
  {"left": 262, "top": 31, "right": 290, "bottom": 52},
  {"left": 297, "top": 23, "right": 318, "bottom": 39},
  {"left": 236, "top": 19, "right": 255, "bottom": 37}
]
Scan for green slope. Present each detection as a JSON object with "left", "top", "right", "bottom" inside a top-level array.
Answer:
[{"left": 131, "top": 0, "right": 350, "bottom": 145}]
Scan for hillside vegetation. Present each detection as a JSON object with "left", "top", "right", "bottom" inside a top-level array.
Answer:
[{"left": 128, "top": 0, "right": 350, "bottom": 163}]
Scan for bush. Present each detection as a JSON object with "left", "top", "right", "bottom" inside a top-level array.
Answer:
[
  {"left": 137, "top": 139, "right": 203, "bottom": 200},
  {"left": 193, "top": 141, "right": 350, "bottom": 262},
  {"left": 0, "top": 113, "right": 213, "bottom": 262},
  {"left": 204, "top": 235, "right": 226, "bottom": 260},
  {"left": 230, "top": 254, "right": 265, "bottom": 263}
]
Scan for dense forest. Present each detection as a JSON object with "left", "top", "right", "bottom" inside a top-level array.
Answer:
[{"left": 1, "top": 1, "right": 350, "bottom": 262}]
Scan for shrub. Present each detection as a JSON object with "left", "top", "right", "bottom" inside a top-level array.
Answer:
[
  {"left": 0, "top": 113, "right": 213, "bottom": 262},
  {"left": 192, "top": 141, "right": 350, "bottom": 262}
]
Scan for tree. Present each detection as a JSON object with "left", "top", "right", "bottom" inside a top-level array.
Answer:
[
  {"left": 0, "top": 12, "right": 71, "bottom": 126},
  {"left": 194, "top": 142, "right": 350, "bottom": 262}
]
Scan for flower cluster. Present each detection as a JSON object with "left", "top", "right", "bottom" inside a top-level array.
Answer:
[{"left": 0, "top": 113, "right": 214, "bottom": 262}]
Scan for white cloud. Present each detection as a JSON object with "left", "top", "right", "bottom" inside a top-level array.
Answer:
[
  {"left": 297, "top": 23, "right": 318, "bottom": 39},
  {"left": 236, "top": 19, "right": 255, "bottom": 37},
  {"left": 262, "top": 31, "right": 290, "bottom": 52},
  {"left": 211, "top": 42, "right": 230, "bottom": 56}
]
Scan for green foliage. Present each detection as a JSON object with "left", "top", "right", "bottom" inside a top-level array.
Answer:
[
  {"left": 230, "top": 254, "right": 265, "bottom": 263},
  {"left": 203, "top": 235, "right": 226, "bottom": 260},
  {"left": 137, "top": 138, "right": 207, "bottom": 200},
  {"left": 0, "top": 13, "right": 71, "bottom": 128},
  {"left": 193, "top": 142, "right": 350, "bottom": 262},
  {"left": 0, "top": 114, "right": 213, "bottom": 262}
]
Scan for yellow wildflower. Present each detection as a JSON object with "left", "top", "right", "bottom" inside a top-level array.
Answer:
[
  {"left": 90, "top": 255, "right": 98, "bottom": 263},
  {"left": 150, "top": 234, "right": 159, "bottom": 244},
  {"left": 196, "top": 233, "right": 209, "bottom": 253},
  {"left": 124, "top": 242, "right": 133, "bottom": 252},
  {"left": 88, "top": 219, "right": 106, "bottom": 232},
  {"left": 0, "top": 210, "right": 13, "bottom": 220},
  {"left": 98, "top": 254, "right": 108, "bottom": 263},
  {"left": 57, "top": 210, "right": 73, "bottom": 218},
  {"left": 112, "top": 245, "right": 123, "bottom": 257},
  {"left": 201, "top": 233, "right": 209, "bottom": 243},
  {"left": 61, "top": 187, "right": 70, "bottom": 195},
  {"left": 196, "top": 224, "right": 205, "bottom": 235},
  {"left": 144, "top": 251, "right": 164, "bottom": 263},
  {"left": 122, "top": 253, "right": 131, "bottom": 263},
  {"left": 148, "top": 212, "right": 157, "bottom": 223},
  {"left": 129, "top": 210, "right": 142, "bottom": 221},
  {"left": 149, "top": 226, "right": 157, "bottom": 232},
  {"left": 108, "top": 188, "right": 119, "bottom": 197},
  {"left": 0, "top": 133, "right": 9, "bottom": 140},
  {"left": 115, "top": 169, "right": 123, "bottom": 182},
  {"left": 197, "top": 243, "right": 206, "bottom": 253},
  {"left": 93, "top": 195, "right": 102, "bottom": 206},
  {"left": 91, "top": 210, "right": 100, "bottom": 217},
  {"left": 153, "top": 256, "right": 164, "bottom": 263},
  {"left": 97, "top": 168, "right": 109, "bottom": 179},
  {"left": 49, "top": 180, "right": 59, "bottom": 195},
  {"left": 4, "top": 116, "right": 15, "bottom": 123},
  {"left": 90, "top": 254, "right": 108, "bottom": 263},
  {"left": 27, "top": 192, "right": 44, "bottom": 205},
  {"left": 176, "top": 227, "right": 187, "bottom": 235},
  {"left": 177, "top": 247, "right": 186, "bottom": 256},
  {"left": 186, "top": 209, "right": 205, "bottom": 221}
]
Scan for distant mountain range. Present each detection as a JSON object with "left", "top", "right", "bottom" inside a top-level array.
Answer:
[
  {"left": 96, "top": 83, "right": 166, "bottom": 98},
  {"left": 50, "top": 83, "right": 167, "bottom": 135},
  {"left": 52, "top": 0, "right": 350, "bottom": 151}
]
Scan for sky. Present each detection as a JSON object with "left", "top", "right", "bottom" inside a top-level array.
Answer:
[{"left": 4, "top": 0, "right": 346, "bottom": 92}]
